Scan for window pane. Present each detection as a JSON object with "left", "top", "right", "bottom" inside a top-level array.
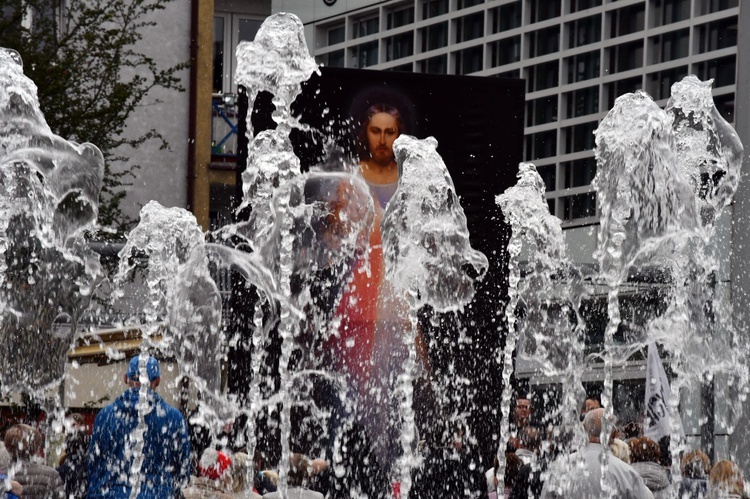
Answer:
[
  {"left": 387, "top": 63, "right": 413, "bottom": 72},
  {"left": 530, "top": 0, "right": 561, "bottom": 23},
  {"left": 608, "top": 40, "right": 643, "bottom": 74},
  {"left": 355, "top": 17, "right": 379, "bottom": 38},
  {"left": 606, "top": 76, "right": 642, "bottom": 109},
  {"left": 695, "top": 55, "right": 736, "bottom": 88},
  {"left": 456, "top": 12, "right": 484, "bottom": 42},
  {"left": 698, "top": 18, "right": 738, "bottom": 52},
  {"left": 529, "top": 26, "right": 560, "bottom": 58},
  {"left": 456, "top": 46, "right": 483, "bottom": 74},
  {"left": 714, "top": 94, "right": 735, "bottom": 124},
  {"left": 567, "top": 15, "right": 601, "bottom": 49},
  {"left": 646, "top": 66, "right": 688, "bottom": 100},
  {"left": 419, "top": 54, "right": 448, "bottom": 74},
  {"left": 238, "top": 19, "right": 262, "bottom": 42},
  {"left": 458, "top": 0, "right": 484, "bottom": 8},
  {"left": 423, "top": 0, "right": 449, "bottom": 19},
  {"left": 565, "top": 87, "right": 599, "bottom": 119},
  {"left": 386, "top": 33, "right": 414, "bottom": 61},
  {"left": 537, "top": 164, "right": 556, "bottom": 191},
  {"left": 562, "top": 157, "right": 597, "bottom": 188},
  {"left": 651, "top": 29, "right": 689, "bottom": 64},
  {"left": 571, "top": 0, "right": 602, "bottom": 13},
  {"left": 421, "top": 22, "right": 448, "bottom": 51},
  {"left": 528, "top": 130, "right": 557, "bottom": 160},
  {"left": 653, "top": 0, "right": 691, "bottom": 26},
  {"left": 325, "top": 50, "right": 345, "bottom": 68},
  {"left": 213, "top": 17, "right": 224, "bottom": 93},
  {"left": 351, "top": 42, "right": 379, "bottom": 68},
  {"left": 490, "top": 36, "right": 521, "bottom": 67},
  {"left": 497, "top": 69, "right": 521, "bottom": 79},
  {"left": 563, "top": 121, "right": 597, "bottom": 154},
  {"left": 491, "top": 2, "right": 522, "bottom": 33},
  {"left": 698, "top": 0, "right": 739, "bottom": 15},
  {"left": 387, "top": 6, "right": 415, "bottom": 29},
  {"left": 328, "top": 25, "right": 345, "bottom": 45},
  {"left": 562, "top": 192, "right": 596, "bottom": 220},
  {"left": 528, "top": 61, "right": 559, "bottom": 92},
  {"left": 610, "top": 4, "right": 645, "bottom": 38},
  {"left": 566, "top": 50, "right": 600, "bottom": 83},
  {"left": 526, "top": 95, "right": 558, "bottom": 127}
]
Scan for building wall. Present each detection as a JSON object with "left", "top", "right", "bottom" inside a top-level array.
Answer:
[
  {"left": 64, "top": 359, "right": 185, "bottom": 409},
  {"left": 115, "top": 0, "right": 192, "bottom": 224},
  {"left": 114, "top": 0, "right": 273, "bottom": 230}
]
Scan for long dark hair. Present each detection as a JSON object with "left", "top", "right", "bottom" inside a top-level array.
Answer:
[{"left": 357, "top": 103, "right": 403, "bottom": 161}]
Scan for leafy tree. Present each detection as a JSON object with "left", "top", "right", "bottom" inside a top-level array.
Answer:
[{"left": 0, "top": 0, "right": 187, "bottom": 238}]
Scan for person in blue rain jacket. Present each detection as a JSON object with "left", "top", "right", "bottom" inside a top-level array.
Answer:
[{"left": 87, "top": 355, "right": 190, "bottom": 498}]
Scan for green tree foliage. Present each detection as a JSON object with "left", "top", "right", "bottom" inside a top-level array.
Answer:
[{"left": 0, "top": 0, "right": 187, "bottom": 238}]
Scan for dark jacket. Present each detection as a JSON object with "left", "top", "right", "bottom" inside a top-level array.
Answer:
[
  {"left": 679, "top": 477, "right": 708, "bottom": 498},
  {"left": 57, "top": 432, "right": 89, "bottom": 498},
  {"left": 86, "top": 388, "right": 191, "bottom": 498}
]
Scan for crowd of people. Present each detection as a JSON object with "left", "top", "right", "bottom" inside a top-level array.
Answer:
[
  {"left": 0, "top": 356, "right": 339, "bottom": 498},
  {"left": 0, "top": 356, "right": 747, "bottom": 498},
  {"left": 488, "top": 396, "right": 749, "bottom": 499}
]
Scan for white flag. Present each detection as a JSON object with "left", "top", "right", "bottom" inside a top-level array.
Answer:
[{"left": 644, "top": 342, "right": 680, "bottom": 441}]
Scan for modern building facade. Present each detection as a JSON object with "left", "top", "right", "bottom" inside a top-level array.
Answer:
[
  {"left": 272, "top": 0, "right": 747, "bottom": 468},
  {"left": 274, "top": 0, "right": 737, "bottom": 230}
]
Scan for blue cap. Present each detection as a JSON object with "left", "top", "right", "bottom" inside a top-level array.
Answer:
[{"left": 127, "top": 355, "right": 160, "bottom": 382}]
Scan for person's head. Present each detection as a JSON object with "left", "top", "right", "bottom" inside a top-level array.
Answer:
[
  {"left": 681, "top": 449, "right": 710, "bottom": 479},
  {"left": 125, "top": 355, "right": 161, "bottom": 389},
  {"left": 610, "top": 438, "right": 631, "bottom": 463},
  {"left": 502, "top": 452, "right": 524, "bottom": 490},
  {"left": 230, "top": 452, "right": 249, "bottom": 493},
  {"left": 581, "top": 397, "right": 601, "bottom": 420},
  {"left": 199, "top": 448, "right": 232, "bottom": 483},
  {"left": 583, "top": 407, "right": 604, "bottom": 443},
  {"left": 4, "top": 424, "right": 42, "bottom": 462},
  {"left": 709, "top": 460, "right": 744, "bottom": 496},
  {"left": 628, "top": 436, "right": 660, "bottom": 464},
  {"left": 67, "top": 413, "right": 85, "bottom": 428},
  {"left": 623, "top": 421, "right": 642, "bottom": 439},
  {"left": 358, "top": 103, "right": 401, "bottom": 166},
  {"left": 514, "top": 398, "right": 533, "bottom": 427},
  {"left": 288, "top": 453, "right": 313, "bottom": 488}
]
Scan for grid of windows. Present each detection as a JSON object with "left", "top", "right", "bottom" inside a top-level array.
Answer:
[{"left": 309, "top": 0, "right": 740, "bottom": 225}]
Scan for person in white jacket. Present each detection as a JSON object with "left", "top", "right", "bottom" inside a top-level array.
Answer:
[{"left": 541, "top": 409, "right": 653, "bottom": 499}]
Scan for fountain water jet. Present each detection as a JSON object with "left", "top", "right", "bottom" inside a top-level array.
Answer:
[{"left": 497, "top": 77, "right": 747, "bottom": 497}]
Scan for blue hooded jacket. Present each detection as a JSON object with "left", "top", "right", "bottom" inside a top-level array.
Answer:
[{"left": 86, "top": 388, "right": 190, "bottom": 498}]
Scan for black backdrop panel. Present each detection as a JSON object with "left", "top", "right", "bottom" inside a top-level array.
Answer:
[{"left": 237, "top": 67, "right": 525, "bottom": 470}]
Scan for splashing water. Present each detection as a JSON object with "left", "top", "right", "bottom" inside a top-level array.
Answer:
[
  {"left": 4, "top": 9, "right": 748, "bottom": 499},
  {"left": 382, "top": 135, "right": 488, "bottom": 497},
  {"left": 0, "top": 48, "right": 103, "bottom": 394},
  {"left": 495, "top": 162, "right": 586, "bottom": 491},
  {"left": 115, "top": 201, "right": 206, "bottom": 331},
  {"left": 234, "top": 12, "right": 318, "bottom": 134},
  {"left": 495, "top": 77, "right": 746, "bottom": 497},
  {"left": 666, "top": 75, "right": 743, "bottom": 231}
]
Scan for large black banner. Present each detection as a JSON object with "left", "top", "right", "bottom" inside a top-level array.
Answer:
[{"left": 231, "top": 67, "right": 525, "bottom": 492}]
